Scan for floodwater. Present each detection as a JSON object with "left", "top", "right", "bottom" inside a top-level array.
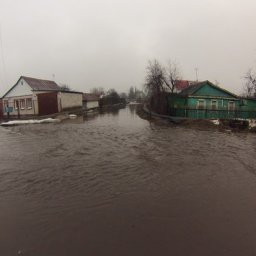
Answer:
[{"left": 0, "top": 105, "right": 256, "bottom": 256}]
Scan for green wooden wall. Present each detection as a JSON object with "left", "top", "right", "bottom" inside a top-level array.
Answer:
[
  {"left": 193, "top": 84, "right": 234, "bottom": 98},
  {"left": 168, "top": 95, "right": 256, "bottom": 119}
]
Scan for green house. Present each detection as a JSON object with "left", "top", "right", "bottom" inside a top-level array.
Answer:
[{"left": 168, "top": 80, "right": 256, "bottom": 119}]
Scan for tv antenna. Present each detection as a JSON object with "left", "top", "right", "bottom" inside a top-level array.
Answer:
[{"left": 195, "top": 68, "right": 199, "bottom": 81}]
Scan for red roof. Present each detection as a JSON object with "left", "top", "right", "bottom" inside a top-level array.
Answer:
[{"left": 175, "top": 80, "right": 190, "bottom": 91}]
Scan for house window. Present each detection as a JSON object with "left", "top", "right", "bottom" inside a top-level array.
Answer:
[
  {"left": 20, "top": 99, "right": 25, "bottom": 109},
  {"left": 21, "top": 81, "right": 23, "bottom": 85},
  {"left": 198, "top": 100, "right": 205, "bottom": 109},
  {"left": 228, "top": 101, "right": 235, "bottom": 111},
  {"left": 3, "top": 100, "right": 8, "bottom": 112},
  {"left": 240, "top": 99, "right": 247, "bottom": 106},
  {"left": 211, "top": 100, "right": 218, "bottom": 110},
  {"left": 3, "top": 100, "right": 8, "bottom": 108},
  {"left": 26, "top": 98, "right": 32, "bottom": 109},
  {"left": 14, "top": 100, "right": 19, "bottom": 110}
]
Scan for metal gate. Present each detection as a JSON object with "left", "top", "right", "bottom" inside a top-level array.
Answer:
[{"left": 37, "top": 92, "right": 58, "bottom": 116}]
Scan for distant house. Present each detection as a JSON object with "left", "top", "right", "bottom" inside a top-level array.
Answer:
[
  {"left": 2, "top": 76, "right": 83, "bottom": 117},
  {"left": 172, "top": 80, "right": 199, "bottom": 93},
  {"left": 82, "top": 93, "right": 99, "bottom": 110},
  {"left": 174, "top": 80, "right": 190, "bottom": 93},
  {"left": 168, "top": 80, "right": 256, "bottom": 119}
]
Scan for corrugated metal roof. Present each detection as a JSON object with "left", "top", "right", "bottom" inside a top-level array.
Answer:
[{"left": 22, "top": 76, "right": 61, "bottom": 91}]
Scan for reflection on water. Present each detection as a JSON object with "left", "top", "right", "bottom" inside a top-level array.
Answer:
[
  {"left": 0, "top": 106, "right": 256, "bottom": 256},
  {"left": 128, "top": 104, "right": 137, "bottom": 115}
]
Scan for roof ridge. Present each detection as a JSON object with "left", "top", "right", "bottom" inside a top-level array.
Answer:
[
  {"left": 205, "top": 80, "right": 238, "bottom": 98},
  {"left": 178, "top": 80, "right": 237, "bottom": 98},
  {"left": 22, "top": 76, "right": 55, "bottom": 83}
]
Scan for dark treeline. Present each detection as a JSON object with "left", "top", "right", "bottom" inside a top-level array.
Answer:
[
  {"left": 99, "top": 89, "right": 126, "bottom": 107},
  {"left": 90, "top": 87, "right": 145, "bottom": 108}
]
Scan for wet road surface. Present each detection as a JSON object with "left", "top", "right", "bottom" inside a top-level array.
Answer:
[{"left": 0, "top": 106, "right": 256, "bottom": 256}]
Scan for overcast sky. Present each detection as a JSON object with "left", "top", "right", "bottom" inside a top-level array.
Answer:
[{"left": 0, "top": 0, "right": 256, "bottom": 96}]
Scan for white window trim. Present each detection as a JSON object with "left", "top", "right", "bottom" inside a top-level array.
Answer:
[
  {"left": 14, "top": 100, "right": 19, "bottom": 110},
  {"left": 20, "top": 99, "right": 25, "bottom": 110},
  {"left": 26, "top": 98, "right": 32, "bottom": 109},
  {"left": 197, "top": 99, "right": 205, "bottom": 109},
  {"left": 211, "top": 100, "right": 218, "bottom": 110},
  {"left": 228, "top": 101, "right": 235, "bottom": 111}
]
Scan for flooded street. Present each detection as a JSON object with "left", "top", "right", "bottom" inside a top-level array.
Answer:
[{"left": 1, "top": 105, "right": 256, "bottom": 256}]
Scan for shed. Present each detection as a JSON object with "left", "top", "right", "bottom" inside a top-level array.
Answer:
[{"left": 83, "top": 93, "right": 99, "bottom": 110}]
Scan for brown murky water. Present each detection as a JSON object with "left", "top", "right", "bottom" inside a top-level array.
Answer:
[{"left": 0, "top": 105, "right": 256, "bottom": 256}]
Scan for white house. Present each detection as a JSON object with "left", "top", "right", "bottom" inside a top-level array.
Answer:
[{"left": 2, "top": 76, "right": 83, "bottom": 117}]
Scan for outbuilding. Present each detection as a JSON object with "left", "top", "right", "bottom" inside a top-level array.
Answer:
[{"left": 82, "top": 93, "right": 99, "bottom": 111}]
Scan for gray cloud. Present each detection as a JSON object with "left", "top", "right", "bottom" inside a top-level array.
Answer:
[{"left": 1, "top": 0, "right": 256, "bottom": 95}]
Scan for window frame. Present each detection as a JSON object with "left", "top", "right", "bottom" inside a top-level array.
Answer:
[
  {"left": 14, "top": 100, "right": 19, "bottom": 110},
  {"left": 3, "top": 100, "right": 9, "bottom": 112},
  {"left": 228, "top": 101, "right": 235, "bottom": 111},
  {"left": 20, "top": 99, "right": 25, "bottom": 110},
  {"left": 197, "top": 99, "right": 205, "bottom": 110},
  {"left": 3, "top": 100, "right": 8, "bottom": 108},
  {"left": 211, "top": 100, "right": 218, "bottom": 110},
  {"left": 26, "top": 98, "right": 32, "bottom": 109}
]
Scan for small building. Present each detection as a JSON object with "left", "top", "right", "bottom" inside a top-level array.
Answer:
[
  {"left": 82, "top": 93, "right": 99, "bottom": 110},
  {"left": 168, "top": 80, "right": 256, "bottom": 119},
  {"left": 2, "top": 76, "right": 83, "bottom": 117}
]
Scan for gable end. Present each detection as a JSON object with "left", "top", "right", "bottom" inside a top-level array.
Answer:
[
  {"left": 192, "top": 81, "right": 237, "bottom": 98},
  {"left": 2, "top": 77, "right": 32, "bottom": 98}
]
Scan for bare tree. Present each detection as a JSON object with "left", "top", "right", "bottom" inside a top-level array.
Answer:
[
  {"left": 144, "top": 59, "right": 182, "bottom": 113},
  {"left": 90, "top": 87, "right": 105, "bottom": 96},
  {"left": 243, "top": 69, "right": 256, "bottom": 97},
  {"left": 59, "top": 84, "right": 71, "bottom": 91},
  {"left": 144, "top": 59, "right": 175, "bottom": 113},
  {"left": 144, "top": 59, "right": 182, "bottom": 94},
  {"left": 144, "top": 59, "right": 166, "bottom": 96},
  {"left": 164, "top": 60, "right": 181, "bottom": 93}
]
